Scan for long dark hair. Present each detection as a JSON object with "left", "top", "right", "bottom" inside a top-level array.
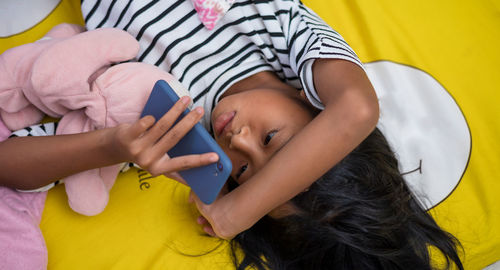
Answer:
[{"left": 229, "top": 128, "right": 463, "bottom": 270}]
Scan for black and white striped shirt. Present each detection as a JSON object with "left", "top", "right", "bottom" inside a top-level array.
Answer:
[{"left": 81, "top": 0, "right": 362, "bottom": 128}]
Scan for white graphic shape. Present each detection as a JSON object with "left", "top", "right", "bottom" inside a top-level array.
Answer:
[
  {"left": 0, "top": 0, "right": 61, "bottom": 37},
  {"left": 365, "top": 61, "right": 471, "bottom": 210}
]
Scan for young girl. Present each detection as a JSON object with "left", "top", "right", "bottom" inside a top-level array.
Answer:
[
  {"left": 81, "top": 1, "right": 463, "bottom": 267},
  {"left": 0, "top": 0, "right": 463, "bottom": 268}
]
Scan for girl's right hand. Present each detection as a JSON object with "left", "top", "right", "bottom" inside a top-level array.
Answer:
[{"left": 106, "top": 96, "right": 219, "bottom": 179}]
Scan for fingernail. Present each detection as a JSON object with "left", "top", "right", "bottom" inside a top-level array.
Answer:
[
  {"left": 195, "top": 107, "right": 203, "bottom": 114},
  {"left": 181, "top": 96, "right": 190, "bottom": 105},
  {"left": 209, "top": 153, "right": 219, "bottom": 162}
]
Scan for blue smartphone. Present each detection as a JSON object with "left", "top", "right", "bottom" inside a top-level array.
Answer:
[{"left": 141, "top": 80, "right": 232, "bottom": 204}]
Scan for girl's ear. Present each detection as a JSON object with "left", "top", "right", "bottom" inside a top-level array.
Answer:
[{"left": 29, "top": 27, "right": 140, "bottom": 102}]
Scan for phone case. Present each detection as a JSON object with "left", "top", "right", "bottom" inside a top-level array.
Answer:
[{"left": 141, "top": 80, "right": 232, "bottom": 204}]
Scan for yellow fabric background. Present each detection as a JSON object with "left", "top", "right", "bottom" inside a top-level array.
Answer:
[{"left": 1, "top": 0, "right": 498, "bottom": 269}]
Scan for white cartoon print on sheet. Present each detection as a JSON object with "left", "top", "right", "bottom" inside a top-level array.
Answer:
[
  {"left": 0, "top": 0, "right": 61, "bottom": 37},
  {"left": 365, "top": 61, "right": 471, "bottom": 210}
]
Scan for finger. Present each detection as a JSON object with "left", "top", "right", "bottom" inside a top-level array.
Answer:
[
  {"left": 152, "top": 107, "right": 204, "bottom": 154},
  {"left": 204, "top": 226, "right": 216, "bottom": 237},
  {"left": 142, "top": 96, "right": 191, "bottom": 142},
  {"left": 154, "top": 152, "right": 219, "bottom": 175},
  {"left": 196, "top": 216, "right": 216, "bottom": 237},
  {"left": 197, "top": 216, "right": 209, "bottom": 225},
  {"left": 189, "top": 194, "right": 217, "bottom": 237},
  {"left": 127, "top": 115, "right": 156, "bottom": 139}
]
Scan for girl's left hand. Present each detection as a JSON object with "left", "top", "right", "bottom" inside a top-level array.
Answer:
[
  {"left": 195, "top": 215, "right": 216, "bottom": 237},
  {"left": 189, "top": 186, "right": 240, "bottom": 240}
]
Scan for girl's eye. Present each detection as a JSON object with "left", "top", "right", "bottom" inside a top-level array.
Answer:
[
  {"left": 236, "top": 164, "right": 248, "bottom": 179},
  {"left": 264, "top": 130, "right": 277, "bottom": 146}
]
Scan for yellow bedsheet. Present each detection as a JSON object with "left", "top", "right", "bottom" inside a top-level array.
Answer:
[{"left": 1, "top": 0, "right": 499, "bottom": 269}]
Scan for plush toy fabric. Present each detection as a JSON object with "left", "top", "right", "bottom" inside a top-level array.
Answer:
[
  {"left": 0, "top": 187, "right": 48, "bottom": 269},
  {"left": 0, "top": 23, "right": 189, "bottom": 216}
]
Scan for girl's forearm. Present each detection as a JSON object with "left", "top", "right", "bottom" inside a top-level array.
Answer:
[
  {"left": 0, "top": 101, "right": 219, "bottom": 191},
  {"left": 0, "top": 128, "right": 120, "bottom": 190}
]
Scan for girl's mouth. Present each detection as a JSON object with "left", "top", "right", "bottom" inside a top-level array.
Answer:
[{"left": 213, "top": 111, "right": 235, "bottom": 137}]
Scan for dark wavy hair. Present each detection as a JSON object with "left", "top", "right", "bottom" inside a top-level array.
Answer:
[{"left": 228, "top": 128, "right": 463, "bottom": 270}]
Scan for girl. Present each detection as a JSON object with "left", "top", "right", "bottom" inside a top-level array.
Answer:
[{"left": 80, "top": 1, "right": 463, "bottom": 268}]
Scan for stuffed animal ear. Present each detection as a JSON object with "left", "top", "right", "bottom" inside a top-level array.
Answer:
[
  {"left": 64, "top": 165, "right": 120, "bottom": 216},
  {"left": 64, "top": 164, "right": 122, "bottom": 216},
  {"left": 29, "top": 28, "right": 140, "bottom": 112},
  {"left": 0, "top": 24, "right": 83, "bottom": 129},
  {"left": 0, "top": 42, "right": 46, "bottom": 130}
]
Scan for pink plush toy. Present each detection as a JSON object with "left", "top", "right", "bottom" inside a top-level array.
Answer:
[{"left": 0, "top": 24, "right": 189, "bottom": 216}]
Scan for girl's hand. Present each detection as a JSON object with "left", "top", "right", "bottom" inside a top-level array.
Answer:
[
  {"left": 106, "top": 96, "right": 219, "bottom": 178},
  {"left": 196, "top": 215, "right": 217, "bottom": 237},
  {"left": 189, "top": 186, "right": 246, "bottom": 240},
  {"left": 189, "top": 191, "right": 231, "bottom": 239}
]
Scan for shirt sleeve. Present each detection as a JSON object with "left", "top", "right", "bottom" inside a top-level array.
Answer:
[{"left": 283, "top": 0, "right": 364, "bottom": 109}]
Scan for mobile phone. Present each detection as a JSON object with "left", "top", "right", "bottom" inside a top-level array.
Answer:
[{"left": 141, "top": 80, "right": 232, "bottom": 204}]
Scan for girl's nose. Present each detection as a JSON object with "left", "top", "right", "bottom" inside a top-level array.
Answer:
[{"left": 229, "top": 126, "right": 255, "bottom": 154}]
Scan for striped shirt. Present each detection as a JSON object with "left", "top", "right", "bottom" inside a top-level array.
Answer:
[{"left": 82, "top": 0, "right": 362, "bottom": 128}]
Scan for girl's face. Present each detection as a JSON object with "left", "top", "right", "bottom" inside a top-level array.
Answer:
[{"left": 211, "top": 88, "right": 314, "bottom": 186}]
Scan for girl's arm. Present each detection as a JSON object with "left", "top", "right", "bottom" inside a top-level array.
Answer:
[
  {"left": 0, "top": 97, "right": 218, "bottom": 190},
  {"left": 192, "top": 59, "right": 379, "bottom": 239}
]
